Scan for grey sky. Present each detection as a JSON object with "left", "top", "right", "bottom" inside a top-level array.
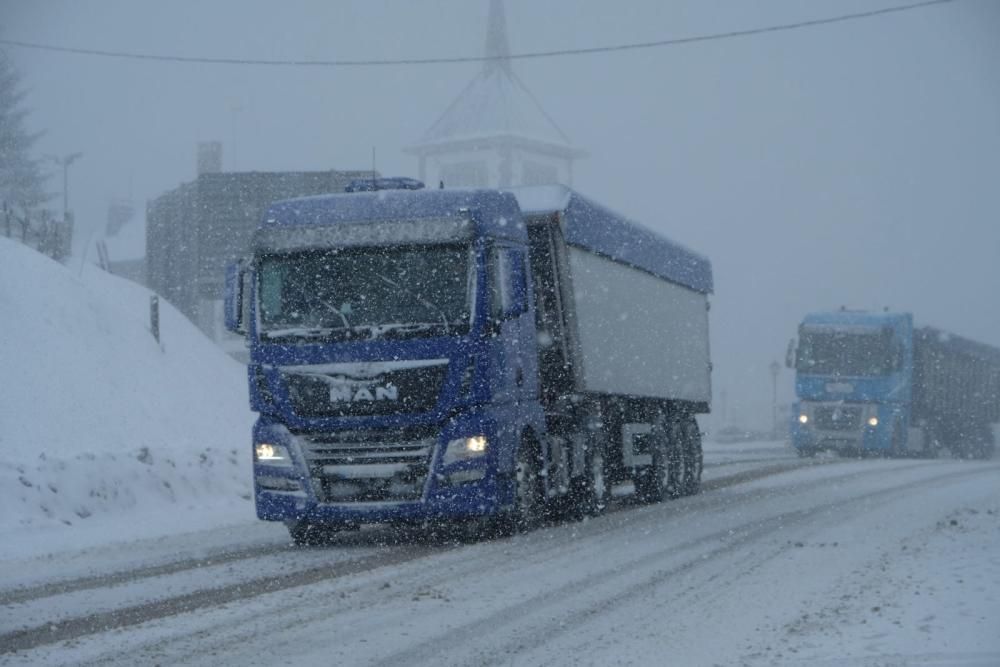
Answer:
[{"left": 3, "top": 0, "right": 998, "bottom": 429}]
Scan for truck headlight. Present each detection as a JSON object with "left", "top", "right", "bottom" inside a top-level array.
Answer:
[
  {"left": 255, "top": 442, "right": 292, "bottom": 466},
  {"left": 442, "top": 435, "right": 488, "bottom": 465},
  {"left": 867, "top": 416, "right": 879, "bottom": 427},
  {"left": 798, "top": 414, "right": 809, "bottom": 425}
]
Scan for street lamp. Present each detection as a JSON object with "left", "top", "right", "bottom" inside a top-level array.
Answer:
[
  {"left": 769, "top": 360, "right": 781, "bottom": 440},
  {"left": 45, "top": 152, "right": 83, "bottom": 221}
]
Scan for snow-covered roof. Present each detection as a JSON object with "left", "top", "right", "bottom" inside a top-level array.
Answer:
[
  {"left": 409, "top": 69, "right": 584, "bottom": 156},
  {"left": 406, "top": 0, "right": 585, "bottom": 158}
]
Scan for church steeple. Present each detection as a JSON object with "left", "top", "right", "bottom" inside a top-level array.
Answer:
[
  {"left": 484, "top": 0, "right": 512, "bottom": 76},
  {"left": 405, "top": 1, "right": 586, "bottom": 188}
]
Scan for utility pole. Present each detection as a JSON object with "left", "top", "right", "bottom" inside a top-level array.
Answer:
[
  {"left": 769, "top": 360, "right": 781, "bottom": 440},
  {"left": 46, "top": 152, "right": 83, "bottom": 222}
]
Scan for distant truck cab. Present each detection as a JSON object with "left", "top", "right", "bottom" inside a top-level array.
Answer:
[{"left": 788, "top": 310, "right": 1000, "bottom": 459}]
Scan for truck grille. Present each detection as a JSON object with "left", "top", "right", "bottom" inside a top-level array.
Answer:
[
  {"left": 283, "top": 362, "right": 448, "bottom": 418},
  {"left": 298, "top": 427, "right": 436, "bottom": 503},
  {"left": 814, "top": 405, "right": 863, "bottom": 431}
]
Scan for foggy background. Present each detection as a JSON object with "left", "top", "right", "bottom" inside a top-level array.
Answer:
[{"left": 3, "top": 0, "right": 998, "bottom": 431}]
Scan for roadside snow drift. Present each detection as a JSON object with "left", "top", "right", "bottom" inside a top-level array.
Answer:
[{"left": 0, "top": 238, "right": 255, "bottom": 551}]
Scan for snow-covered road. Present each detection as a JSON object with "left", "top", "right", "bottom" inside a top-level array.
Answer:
[{"left": 2, "top": 445, "right": 998, "bottom": 666}]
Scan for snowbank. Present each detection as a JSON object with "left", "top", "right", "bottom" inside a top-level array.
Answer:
[{"left": 0, "top": 238, "right": 255, "bottom": 552}]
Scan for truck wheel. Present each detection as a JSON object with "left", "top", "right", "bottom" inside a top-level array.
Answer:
[
  {"left": 680, "top": 418, "right": 703, "bottom": 496},
  {"left": 971, "top": 425, "right": 996, "bottom": 460},
  {"left": 920, "top": 427, "right": 940, "bottom": 459},
  {"left": 888, "top": 420, "right": 905, "bottom": 459},
  {"left": 287, "top": 521, "right": 338, "bottom": 546},
  {"left": 511, "top": 437, "right": 545, "bottom": 531},
  {"left": 665, "top": 421, "right": 686, "bottom": 499},
  {"left": 579, "top": 443, "right": 609, "bottom": 516},
  {"left": 635, "top": 426, "right": 669, "bottom": 504}
]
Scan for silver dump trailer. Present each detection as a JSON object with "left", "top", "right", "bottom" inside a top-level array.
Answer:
[{"left": 510, "top": 185, "right": 713, "bottom": 502}]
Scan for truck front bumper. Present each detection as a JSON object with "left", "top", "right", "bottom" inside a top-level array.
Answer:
[
  {"left": 250, "top": 411, "right": 515, "bottom": 526},
  {"left": 791, "top": 402, "right": 884, "bottom": 454},
  {"left": 254, "top": 473, "right": 508, "bottom": 525}
]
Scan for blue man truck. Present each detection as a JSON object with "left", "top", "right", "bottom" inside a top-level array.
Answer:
[
  {"left": 788, "top": 310, "right": 1000, "bottom": 459},
  {"left": 225, "top": 184, "right": 713, "bottom": 543}
]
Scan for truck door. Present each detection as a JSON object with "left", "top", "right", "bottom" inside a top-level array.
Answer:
[{"left": 488, "top": 243, "right": 538, "bottom": 406}]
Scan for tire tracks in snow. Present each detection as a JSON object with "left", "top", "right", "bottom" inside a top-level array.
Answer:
[
  {"left": 368, "top": 463, "right": 1000, "bottom": 667},
  {"left": 0, "top": 458, "right": 813, "bottom": 608},
  {"left": 0, "top": 456, "right": 864, "bottom": 654}
]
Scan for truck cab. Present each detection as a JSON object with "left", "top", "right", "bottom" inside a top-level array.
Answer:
[{"left": 226, "top": 189, "right": 546, "bottom": 540}]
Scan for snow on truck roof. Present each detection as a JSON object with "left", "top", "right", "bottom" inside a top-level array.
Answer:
[
  {"left": 509, "top": 185, "right": 713, "bottom": 295},
  {"left": 256, "top": 189, "right": 526, "bottom": 250},
  {"left": 263, "top": 188, "right": 521, "bottom": 227}
]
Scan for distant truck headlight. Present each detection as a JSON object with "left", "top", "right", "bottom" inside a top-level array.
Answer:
[
  {"left": 798, "top": 414, "right": 809, "bottom": 425},
  {"left": 867, "top": 416, "right": 879, "bottom": 427},
  {"left": 255, "top": 442, "right": 292, "bottom": 466},
  {"left": 442, "top": 435, "right": 488, "bottom": 465}
]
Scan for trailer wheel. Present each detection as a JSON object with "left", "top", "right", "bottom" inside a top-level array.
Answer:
[
  {"left": 636, "top": 423, "right": 674, "bottom": 504},
  {"left": 665, "top": 421, "right": 687, "bottom": 499},
  {"left": 970, "top": 424, "right": 996, "bottom": 460},
  {"left": 579, "top": 442, "right": 609, "bottom": 516},
  {"left": 680, "top": 418, "right": 703, "bottom": 496},
  {"left": 634, "top": 443, "right": 665, "bottom": 503}
]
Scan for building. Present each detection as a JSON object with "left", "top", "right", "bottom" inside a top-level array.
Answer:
[
  {"left": 405, "top": 0, "right": 586, "bottom": 188},
  {"left": 146, "top": 146, "right": 375, "bottom": 341}
]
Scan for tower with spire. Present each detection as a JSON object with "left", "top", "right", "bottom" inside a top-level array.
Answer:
[{"left": 405, "top": 0, "right": 586, "bottom": 188}]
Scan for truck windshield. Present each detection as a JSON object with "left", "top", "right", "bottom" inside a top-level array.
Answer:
[
  {"left": 257, "top": 244, "right": 474, "bottom": 341},
  {"left": 796, "top": 329, "right": 897, "bottom": 376}
]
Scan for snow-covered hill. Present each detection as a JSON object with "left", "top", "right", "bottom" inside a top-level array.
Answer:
[{"left": 0, "top": 238, "right": 255, "bottom": 555}]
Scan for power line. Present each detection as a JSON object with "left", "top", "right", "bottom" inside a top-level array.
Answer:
[{"left": 0, "top": 0, "right": 954, "bottom": 68}]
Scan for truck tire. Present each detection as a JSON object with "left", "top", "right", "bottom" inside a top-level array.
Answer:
[
  {"left": 888, "top": 420, "right": 905, "bottom": 459},
  {"left": 287, "top": 521, "right": 339, "bottom": 546},
  {"left": 501, "top": 436, "right": 545, "bottom": 533},
  {"left": 636, "top": 422, "right": 675, "bottom": 504},
  {"left": 665, "top": 421, "right": 687, "bottom": 499},
  {"left": 970, "top": 424, "right": 996, "bottom": 460},
  {"left": 920, "top": 427, "right": 940, "bottom": 459},
  {"left": 578, "top": 440, "right": 609, "bottom": 517},
  {"left": 680, "top": 417, "right": 703, "bottom": 496}
]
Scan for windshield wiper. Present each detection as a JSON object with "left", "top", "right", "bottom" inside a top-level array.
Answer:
[
  {"left": 318, "top": 297, "right": 351, "bottom": 329},
  {"left": 374, "top": 273, "right": 450, "bottom": 334}
]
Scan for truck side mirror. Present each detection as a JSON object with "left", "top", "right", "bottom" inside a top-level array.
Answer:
[
  {"left": 488, "top": 246, "right": 529, "bottom": 332},
  {"left": 224, "top": 260, "right": 248, "bottom": 335},
  {"left": 785, "top": 338, "right": 796, "bottom": 369}
]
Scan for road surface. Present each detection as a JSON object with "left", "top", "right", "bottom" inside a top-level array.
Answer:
[{"left": 2, "top": 441, "right": 998, "bottom": 666}]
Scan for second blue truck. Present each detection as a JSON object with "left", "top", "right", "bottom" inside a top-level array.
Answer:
[{"left": 788, "top": 309, "right": 1000, "bottom": 459}]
